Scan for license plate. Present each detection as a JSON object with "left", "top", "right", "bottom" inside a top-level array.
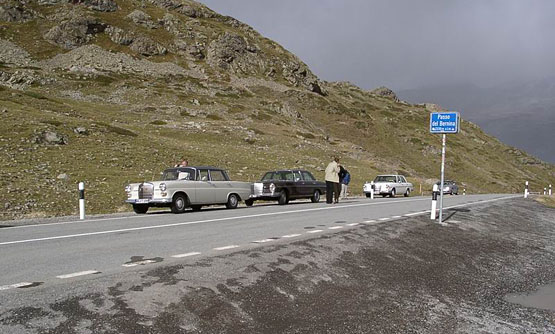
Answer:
[{"left": 136, "top": 199, "right": 149, "bottom": 204}]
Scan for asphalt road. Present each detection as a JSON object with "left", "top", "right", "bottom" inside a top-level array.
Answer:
[{"left": 0, "top": 194, "right": 516, "bottom": 292}]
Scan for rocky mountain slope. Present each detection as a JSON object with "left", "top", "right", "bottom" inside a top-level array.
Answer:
[{"left": 1, "top": 0, "right": 553, "bottom": 220}]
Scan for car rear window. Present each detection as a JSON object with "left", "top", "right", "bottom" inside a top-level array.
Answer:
[{"left": 374, "top": 176, "right": 396, "bottom": 182}]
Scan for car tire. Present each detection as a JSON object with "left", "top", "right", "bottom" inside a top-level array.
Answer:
[
  {"left": 226, "top": 194, "right": 239, "bottom": 209},
  {"left": 365, "top": 193, "right": 371, "bottom": 198},
  {"left": 132, "top": 204, "right": 149, "bottom": 214},
  {"left": 278, "top": 190, "right": 289, "bottom": 205},
  {"left": 389, "top": 188, "right": 396, "bottom": 198},
  {"left": 310, "top": 190, "right": 320, "bottom": 203},
  {"left": 404, "top": 189, "right": 410, "bottom": 197},
  {"left": 171, "top": 194, "right": 188, "bottom": 214},
  {"left": 191, "top": 205, "right": 202, "bottom": 212},
  {"left": 245, "top": 199, "right": 254, "bottom": 207},
  {"left": 382, "top": 194, "right": 387, "bottom": 198}
]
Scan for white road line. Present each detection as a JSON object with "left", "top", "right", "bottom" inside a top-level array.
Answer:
[
  {"left": 282, "top": 234, "right": 301, "bottom": 238},
  {"left": 0, "top": 196, "right": 519, "bottom": 247},
  {"left": 392, "top": 216, "right": 402, "bottom": 219},
  {"left": 122, "top": 260, "right": 156, "bottom": 267},
  {"left": 404, "top": 212, "right": 425, "bottom": 217},
  {"left": 307, "top": 230, "right": 323, "bottom": 233},
  {"left": 56, "top": 270, "right": 100, "bottom": 279},
  {"left": 253, "top": 239, "right": 275, "bottom": 243},
  {"left": 214, "top": 245, "right": 239, "bottom": 251},
  {"left": 171, "top": 252, "right": 201, "bottom": 258},
  {"left": 347, "top": 223, "right": 359, "bottom": 226},
  {"left": 0, "top": 282, "right": 34, "bottom": 291},
  {"left": 328, "top": 226, "right": 343, "bottom": 230},
  {"left": 379, "top": 218, "right": 390, "bottom": 221},
  {"left": 364, "top": 220, "right": 376, "bottom": 223}
]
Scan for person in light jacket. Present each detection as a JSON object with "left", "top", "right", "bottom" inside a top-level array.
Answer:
[{"left": 325, "top": 157, "right": 341, "bottom": 204}]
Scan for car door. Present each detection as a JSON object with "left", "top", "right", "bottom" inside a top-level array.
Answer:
[
  {"left": 399, "top": 176, "right": 409, "bottom": 193},
  {"left": 210, "top": 169, "right": 231, "bottom": 204},
  {"left": 292, "top": 171, "right": 304, "bottom": 197},
  {"left": 196, "top": 169, "right": 215, "bottom": 204},
  {"left": 301, "top": 171, "right": 317, "bottom": 196}
]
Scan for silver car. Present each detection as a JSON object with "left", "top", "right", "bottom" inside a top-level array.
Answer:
[
  {"left": 363, "top": 175, "right": 414, "bottom": 198},
  {"left": 125, "top": 166, "right": 252, "bottom": 214},
  {"left": 435, "top": 180, "right": 459, "bottom": 195}
]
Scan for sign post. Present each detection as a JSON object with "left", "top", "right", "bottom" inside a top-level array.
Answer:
[{"left": 430, "top": 111, "right": 460, "bottom": 224}]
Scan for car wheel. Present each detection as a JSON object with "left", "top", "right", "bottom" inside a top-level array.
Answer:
[
  {"left": 132, "top": 204, "right": 149, "bottom": 214},
  {"left": 226, "top": 194, "right": 239, "bottom": 209},
  {"left": 382, "top": 194, "right": 387, "bottom": 198},
  {"left": 365, "top": 193, "right": 371, "bottom": 198},
  {"left": 310, "top": 190, "right": 320, "bottom": 203},
  {"left": 245, "top": 199, "right": 254, "bottom": 207},
  {"left": 278, "top": 190, "right": 289, "bottom": 205},
  {"left": 389, "top": 188, "right": 396, "bottom": 198},
  {"left": 191, "top": 205, "right": 202, "bottom": 212},
  {"left": 171, "top": 194, "right": 188, "bottom": 214},
  {"left": 404, "top": 189, "right": 410, "bottom": 197}
]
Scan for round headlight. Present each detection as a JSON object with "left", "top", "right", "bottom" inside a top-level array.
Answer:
[
  {"left": 159, "top": 183, "right": 167, "bottom": 191},
  {"left": 125, "top": 185, "right": 131, "bottom": 192},
  {"left": 269, "top": 183, "right": 276, "bottom": 193}
]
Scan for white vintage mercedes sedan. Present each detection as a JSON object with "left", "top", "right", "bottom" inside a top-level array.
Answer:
[{"left": 125, "top": 166, "right": 252, "bottom": 214}]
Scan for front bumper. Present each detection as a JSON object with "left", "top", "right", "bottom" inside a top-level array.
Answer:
[
  {"left": 126, "top": 198, "right": 172, "bottom": 204},
  {"left": 249, "top": 193, "right": 279, "bottom": 200}
]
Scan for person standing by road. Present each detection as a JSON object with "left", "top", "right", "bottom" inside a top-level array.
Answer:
[
  {"left": 340, "top": 167, "right": 351, "bottom": 199},
  {"left": 325, "top": 157, "right": 341, "bottom": 204}
]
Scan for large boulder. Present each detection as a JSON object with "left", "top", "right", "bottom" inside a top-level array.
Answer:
[
  {"left": 0, "top": 1, "right": 34, "bottom": 22},
  {"left": 105, "top": 26, "right": 135, "bottom": 45},
  {"left": 126, "top": 10, "right": 157, "bottom": 29},
  {"left": 44, "top": 16, "right": 106, "bottom": 49},
  {"left": 282, "top": 60, "right": 327, "bottom": 96},
  {"left": 206, "top": 32, "right": 261, "bottom": 73},
  {"left": 370, "top": 86, "right": 399, "bottom": 101},
  {"left": 130, "top": 36, "right": 167, "bottom": 56},
  {"left": 81, "top": 0, "right": 118, "bottom": 12}
]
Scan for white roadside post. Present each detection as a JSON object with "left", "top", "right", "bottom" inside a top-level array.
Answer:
[
  {"left": 430, "top": 183, "right": 439, "bottom": 220},
  {"left": 370, "top": 181, "right": 375, "bottom": 200},
  {"left": 79, "top": 182, "right": 85, "bottom": 220},
  {"left": 524, "top": 181, "right": 529, "bottom": 198},
  {"left": 544, "top": 187, "right": 547, "bottom": 195},
  {"left": 463, "top": 188, "right": 466, "bottom": 196},
  {"left": 550, "top": 184, "right": 552, "bottom": 196}
]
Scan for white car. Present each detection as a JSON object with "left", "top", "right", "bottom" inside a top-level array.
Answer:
[
  {"left": 125, "top": 166, "right": 252, "bottom": 214},
  {"left": 363, "top": 175, "right": 413, "bottom": 198}
]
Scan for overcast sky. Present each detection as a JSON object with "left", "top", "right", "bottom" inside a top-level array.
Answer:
[{"left": 198, "top": 0, "right": 555, "bottom": 91}]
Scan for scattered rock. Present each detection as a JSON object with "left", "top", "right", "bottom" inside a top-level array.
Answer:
[
  {"left": 35, "top": 131, "right": 68, "bottom": 145},
  {"left": 44, "top": 16, "right": 107, "bottom": 49},
  {"left": 4, "top": 202, "right": 9, "bottom": 210},
  {"left": 73, "top": 127, "right": 89, "bottom": 135},
  {"left": 1, "top": 108, "right": 7, "bottom": 113},
  {"left": 126, "top": 10, "right": 157, "bottom": 29},
  {"left": 57, "top": 173, "right": 69, "bottom": 180},
  {"left": 38, "top": 0, "right": 65, "bottom": 5},
  {"left": 0, "top": 1, "right": 34, "bottom": 22},
  {"left": 0, "top": 38, "right": 34, "bottom": 66},
  {"left": 130, "top": 36, "right": 167, "bottom": 56},
  {"left": 371, "top": 86, "right": 399, "bottom": 101},
  {"left": 105, "top": 26, "right": 135, "bottom": 45}
]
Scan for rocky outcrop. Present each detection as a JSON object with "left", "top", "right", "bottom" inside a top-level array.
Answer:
[
  {"left": 0, "top": 70, "right": 37, "bottom": 89},
  {"left": 105, "top": 26, "right": 134, "bottom": 45},
  {"left": 126, "top": 10, "right": 157, "bottom": 29},
  {"left": 0, "top": 1, "right": 34, "bottom": 22},
  {"left": 44, "top": 16, "right": 106, "bottom": 49},
  {"left": 130, "top": 36, "right": 167, "bottom": 56},
  {"left": 282, "top": 61, "right": 327, "bottom": 96},
  {"left": 371, "top": 86, "right": 399, "bottom": 101},
  {"left": 206, "top": 32, "right": 261, "bottom": 72},
  {"left": 0, "top": 39, "right": 33, "bottom": 66},
  {"left": 81, "top": 0, "right": 118, "bottom": 12},
  {"left": 34, "top": 131, "right": 68, "bottom": 145}
]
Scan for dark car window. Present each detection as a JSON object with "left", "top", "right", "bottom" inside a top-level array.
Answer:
[
  {"left": 261, "top": 172, "right": 274, "bottom": 181},
  {"left": 293, "top": 171, "right": 302, "bottom": 182},
  {"left": 198, "top": 169, "right": 209, "bottom": 181},
  {"left": 374, "top": 176, "right": 396, "bottom": 182},
  {"left": 285, "top": 172, "right": 294, "bottom": 181},
  {"left": 400, "top": 176, "right": 407, "bottom": 183},
  {"left": 210, "top": 170, "right": 228, "bottom": 181},
  {"left": 162, "top": 168, "right": 195, "bottom": 181},
  {"left": 301, "top": 171, "right": 315, "bottom": 181}
]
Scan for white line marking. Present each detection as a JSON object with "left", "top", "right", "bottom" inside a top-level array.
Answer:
[
  {"left": 0, "top": 196, "right": 520, "bottom": 247},
  {"left": 364, "top": 220, "right": 377, "bottom": 223},
  {"left": 122, "top": 260, "right": 156, "bottom": 267},
  {"left": 56, "top": 270, "right": 100, "bottom": 279},
  {"left": 0, "top": 282, "right": 34, "bottom": 291},
  {"left": 282, "top": 234, "right": 301, "bottom": 238},
  {"left": 253, "top": 239, "right": 275, "bottom": 243},
  {"left": 379, "top": 218, "right": 390, "bottom": 221},
  {"left": 328, "top": 226, "right": 343, "bottom": 230},
  {"left": 171, "top": 252, "right": 201, "bottom": 258},
  {"left": 404, "top": 212, "right": 425, "bottom": 217},
  {"left": 347, "top": 223, "right": 359, "bottom": 226},
  {"left": 392, "top": 216, "right": 402, "bottom": 219},
  {"left": 214, "top": 245, "right": 239, "bottom": 251},
  {"left": 307, "top": 230, "right": 323, "bottom": 233}
]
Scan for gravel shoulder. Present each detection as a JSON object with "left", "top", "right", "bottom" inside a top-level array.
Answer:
[{"left": 1, "top": 198, "right": 554, "bottom": 333}]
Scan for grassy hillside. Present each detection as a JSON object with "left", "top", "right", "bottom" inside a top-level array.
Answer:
[{"left": 0, "top": 0, "right": 553, "bottom": 220}]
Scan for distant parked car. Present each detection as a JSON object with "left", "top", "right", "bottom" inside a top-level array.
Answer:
[
  {"left": 125, "top": 166, "right": 252, "bottom": 214},
  {"left": 435, "top": 180, "right": 459, "bottom": 195},
  {"left": 363, "top": 175, "right": 413, "bottom": 198},
  {"left": 247, "top": 169, "right": 326, "bottom": 205}
]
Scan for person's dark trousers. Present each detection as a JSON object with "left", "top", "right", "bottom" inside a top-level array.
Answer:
[
  {"left": 326, "top": 181, "right": 334, "bottom": 203},
  {"left": 334, "top": 182, "right": 341, "bottom": 203}
]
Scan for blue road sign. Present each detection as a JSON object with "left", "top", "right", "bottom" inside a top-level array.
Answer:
[{"left": 430, "top": 112, "right": 460, "bottom": 134}]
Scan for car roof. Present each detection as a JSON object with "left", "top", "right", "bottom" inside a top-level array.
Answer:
[
  {"left": 165, "top": 166, "right": 224, "bottom": 171},
  {"left": 376, "top": 174, "right": 400, "bottom": 177},
  {"left": 266, "top": 169, "right": 308, "bottom": 173}
]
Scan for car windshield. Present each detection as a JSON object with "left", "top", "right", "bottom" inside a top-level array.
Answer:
[
  {"left": 436, "top": 181, "right": 453, "bottom": 185},
  {"left": 261, "top": 172, "right": 274, "bottom": 181},
  {"left": 374, "top": 176, "right": 397, "bottom": 182},
  {"left": 162, "top": 168, "right": 196, "bottom": 181}
]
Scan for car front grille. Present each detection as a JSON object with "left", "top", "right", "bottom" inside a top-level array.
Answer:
[{"left": 138, "top": 183, "right": 154, "bottom": 199}]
